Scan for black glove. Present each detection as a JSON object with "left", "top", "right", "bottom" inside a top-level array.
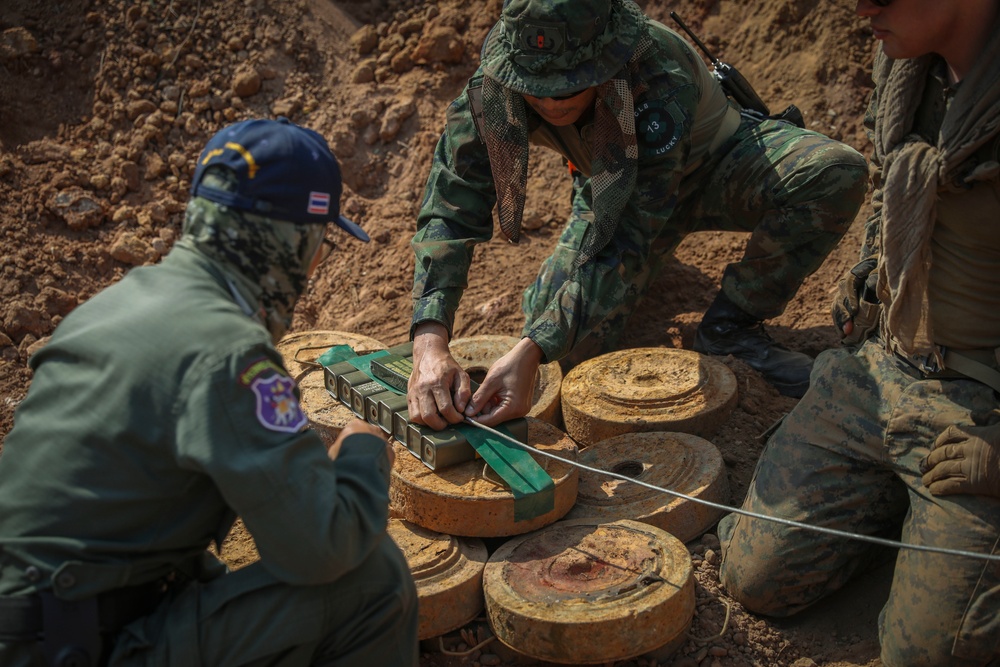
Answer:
[
  {"left": 831, "top": 257, "right": 879, "bottom": 344},
  {"left": 921, "top": 424, "right": 1000, "bottom": 498}
]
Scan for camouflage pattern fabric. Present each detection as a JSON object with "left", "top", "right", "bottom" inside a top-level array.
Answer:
[
  {"left": 479, "top": 0, "right": 646, "bottom": 99},
  {"left": 718, "top": 338, "right": 1000, "bottom": 667},
  {"left": 480, "top": 29, "right": 655, "bottom": 264},
  {"left": 522, "top": 113, "right": 869, "bottom": 364},
  {"left": 179, "top": 169, "right": 325, "bottom": 342},
  {"left": 411, "top": 19, "right": 867, "bottom": 364}
]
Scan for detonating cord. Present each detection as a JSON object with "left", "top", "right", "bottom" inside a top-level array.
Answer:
[{"left": 463, "top": 417, "right": 1000, "bottom": 564}]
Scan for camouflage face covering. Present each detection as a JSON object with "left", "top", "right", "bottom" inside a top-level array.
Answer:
[
  {"left": 481, "top": 28, "right": 652, "bottom": 266},
  {"left": 179, "top": 170, "right": 324, "bottom": 341}
]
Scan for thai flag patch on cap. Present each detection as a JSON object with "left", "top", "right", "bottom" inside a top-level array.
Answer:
[{"left": 307, "top": 191, "right": 330, "bottom": 215}]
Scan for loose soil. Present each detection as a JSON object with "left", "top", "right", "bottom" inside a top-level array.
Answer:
[{"left": 0, "top": 0, "right": 886, "bottom": 665}]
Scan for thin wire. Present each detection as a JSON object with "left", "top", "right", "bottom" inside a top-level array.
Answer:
[{"left": 464, "top": 417, "right": 1000, "bottom": 564}]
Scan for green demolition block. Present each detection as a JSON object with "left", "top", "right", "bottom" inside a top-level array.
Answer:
[
  {"left": 406, "top": 422, "right": 434, "bottom": 460},
  {"left": 337, "top": 370, "right": 371, "bottom": 405},
  {"left": 378, "top": 394, "right": 409, "bottom": 435},
  {"left": 364, "top": 390, "right": 398, "bottom": 426},
  {"left": 350, "top": 381, "right": 385, "bottom": 418},
  {"left": 421, "top": 428, "right": 476, "bottom": 471},
  {"left": 384, "top": 341, "right": 414, "bottom": 358},
  {"left": 392, "top": 410, "right": 411, "bottom": 445},
  {"left": 322, "top": 360, "right": 359, "bottom": 400},
  {"left": 502, "top": 417, "right": 529, "bottom": 444},
  {"left": 370, "top": 354, "right": 413, "bottom": 393}
]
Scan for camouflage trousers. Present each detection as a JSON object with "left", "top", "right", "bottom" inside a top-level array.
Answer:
[
  {"left": 523, "top": 114, "right": 867, "bottom": 362},
  {"left": 718, "top": 339, "right": 1000, "bottom": 667}
]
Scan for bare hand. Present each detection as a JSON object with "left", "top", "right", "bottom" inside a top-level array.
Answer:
[
  {"left": 408, "top": 322, "right": 471, "bottom": 430},
  {"left": 463, "top": 337, "right": 542, "bottom": 427},
  {"left": 921, "top": 423, "right": 1000, "bottom": 498}
]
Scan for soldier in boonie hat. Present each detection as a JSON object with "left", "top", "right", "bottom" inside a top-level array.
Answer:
[
  {"left": 479, "top": 0, "right": 646, "bottom": 98},
  {"left": 0, "top": 115, "right": 417, "bottom": 667},
  {"left": 408, "top": 0, "right": 869, "bottom": 430}
]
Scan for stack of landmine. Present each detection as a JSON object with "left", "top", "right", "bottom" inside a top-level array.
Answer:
[{"left": 279, "top": 332, "right": 737, "bottom": 664}]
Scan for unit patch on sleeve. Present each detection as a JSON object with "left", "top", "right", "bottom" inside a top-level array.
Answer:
[
  {"left": 240, "top": 358, "right": 308, "bottom": 433},
  {"left": 635, "top": 99, "right": 686, "bottom": 157}
]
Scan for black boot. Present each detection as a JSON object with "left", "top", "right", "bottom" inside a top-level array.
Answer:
[{"left": 693, "top": 291, "right": 813, "bottom": 398}]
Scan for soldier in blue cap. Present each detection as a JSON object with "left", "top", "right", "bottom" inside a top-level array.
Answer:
[
  {"left": 0, "top": 118, "right": 418, "bottom": 667},
  {"left": 407, "top": 0, "right": 869, "bottom": 429}
]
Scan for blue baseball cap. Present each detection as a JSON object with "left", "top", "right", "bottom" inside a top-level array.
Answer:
[{"left": 191, "top": 118, "right": 369, "bottom": 242}]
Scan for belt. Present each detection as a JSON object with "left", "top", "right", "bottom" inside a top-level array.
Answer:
[
  {"left": 942, "top": 348, "right": 1000, "bottom": 393},
  {"left": 0, "top": 580, "right": 168, "bottom": 641},
  {"left": 895, "top": 344, "right": 1000, "bottom": 393}
]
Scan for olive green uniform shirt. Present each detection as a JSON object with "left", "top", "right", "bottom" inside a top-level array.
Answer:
[{"left": 0, "top": 246, "right": 392, "bottom": 600}]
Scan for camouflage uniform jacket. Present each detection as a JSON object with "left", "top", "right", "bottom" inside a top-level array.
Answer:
[
  {"left": 411, "top": 22, "right": 736, "bottom": 363},
  {"left": 0, "top": 245, "right": 392, "bottom": 601}
]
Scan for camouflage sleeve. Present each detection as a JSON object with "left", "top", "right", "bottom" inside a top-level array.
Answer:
[
  {"left": 523, "top": 84, "right": 696, "bottom": 362},
  {"left": 860, "top": 82, "right": 881, "bottom": 262},
  {"left": 410, "top": 82, "right": 498, "bottom": 338}
]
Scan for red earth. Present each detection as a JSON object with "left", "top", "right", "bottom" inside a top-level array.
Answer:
[{"left": 0, "top": 1, "right": 886, "bottom": 665}]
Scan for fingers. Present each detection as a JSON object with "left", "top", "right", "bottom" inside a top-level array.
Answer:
[
  {"left": 464, "top": 391, "right": 508, "bottom": 427},
  {"left": 451, "top": 370, "right": 472, "bottom": 415},
  {"left": 341, "top": 419, "right": 386, "bottom": 440},
  {"left": 921, "top": 458, "right": 969, "bottom": 496},
  {"left": 409, "top": 385, "right": 465, "bottom": 430},
  {"left": 407, "top": 340, "right": 471, "bottom": 430},
  {"left": 470, "top": 403, "right": 518, "bottom": 428},
  {"left": 932, "top": 423, "right": 967, "bottom": 449},
  {"left": 465, "top": 377, "right": 530, "bottom": 428},
  {"left": 921, "top": 439, "right": 969, "bottom": 495},
  {"left": 921, "top": 442, "right": 965, "bottom": 471}
]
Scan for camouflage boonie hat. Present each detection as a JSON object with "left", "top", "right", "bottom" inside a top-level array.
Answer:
[{"left": 480, "top": 0, "right": 646, "bottom": 97}]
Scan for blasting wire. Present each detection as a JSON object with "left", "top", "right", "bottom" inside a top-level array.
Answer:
[{"left": 464, "top": 417, "right": 1000, "bottom": 564}]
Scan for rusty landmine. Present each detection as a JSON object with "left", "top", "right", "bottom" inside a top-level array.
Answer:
[
  {"left": 276, "top": 330, "right": 386, "bottom": 446},
  {"left": 561, "top": 347, "right": 738, "bottom": 447},
  {"left": 389, "top": 417, "right": 579, "bottom": 537},
  {"left": 564, "top": 431, "right": 729, "bottom": 544},
  {"left": 483, "top": 518, "right": 695, "bottom": 665},
  {"left": 448, "top": 335, "right": 563, "bottom": 426},
  {"left": 386, "top": 518, "right": 488, "bottom": 640}
]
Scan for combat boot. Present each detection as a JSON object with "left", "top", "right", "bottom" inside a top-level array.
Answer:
[{"left": 693, "top": 291, "right": 813, "bottom": 398}]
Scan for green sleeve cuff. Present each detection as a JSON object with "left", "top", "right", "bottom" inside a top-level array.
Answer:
[{"left": 410, "top": 292, "right": 458, "bottom": 340}]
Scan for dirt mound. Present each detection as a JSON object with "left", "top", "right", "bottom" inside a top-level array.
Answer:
[{"left": 0, "top": 0, "right": 883, "bottom": 665}]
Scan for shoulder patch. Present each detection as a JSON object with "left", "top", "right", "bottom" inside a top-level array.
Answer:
[
  {"left": 635, "top": 99, "right": 686, "bottom": 157},
  {"left": 249, "top": 372, "right": 308, "bottom": 433},
  {"left": 239, "top": 358, "right": 286, "bottom": 386},
  {"left": 239, "top": 357, "right": 307, "bottom": 433}
]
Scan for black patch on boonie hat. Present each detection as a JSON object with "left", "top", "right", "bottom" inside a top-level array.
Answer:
[{"left": 515, "top": 19, "right": 566, "bottom": 55}]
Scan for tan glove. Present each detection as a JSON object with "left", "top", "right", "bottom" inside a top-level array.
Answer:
[
  {"left": 921, "top": 424, "right": 1000, "bottom": 498},
  {"left": 831, "top": 257, "right": 880, "bottom": 345}
]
